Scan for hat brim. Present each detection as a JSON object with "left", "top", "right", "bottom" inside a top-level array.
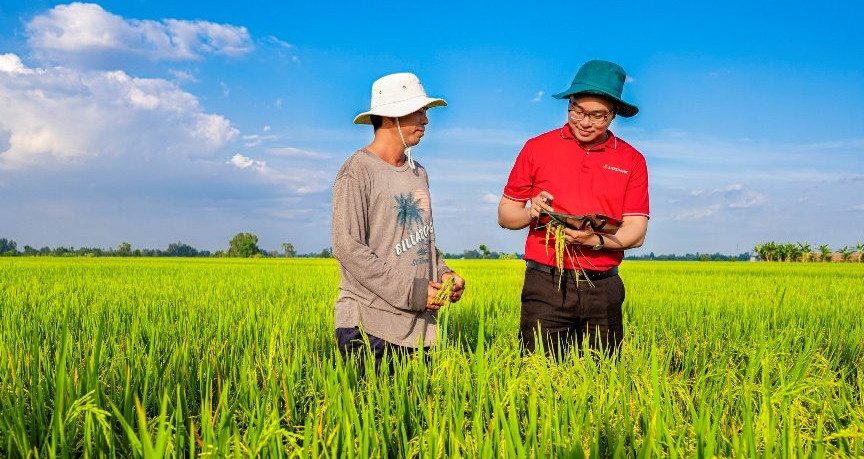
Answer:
[
  {"left": 552, "top": 85, "right": 638, "bottom": 118},
  {"left": 354, "top": 96, "right": 447, "bottom": 124}
]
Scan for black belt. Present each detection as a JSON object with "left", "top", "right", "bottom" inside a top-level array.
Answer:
[{"left": 526, "top": 260, "right": 618, "bottom": 281}]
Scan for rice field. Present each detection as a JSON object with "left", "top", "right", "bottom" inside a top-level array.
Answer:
[{"left": 1, "top": 257, "right": 862, "bottom": 457}]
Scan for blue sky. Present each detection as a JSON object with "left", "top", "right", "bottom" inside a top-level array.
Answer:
[{"left": 1, "top": 1, "right": 862, "bottom": 256}]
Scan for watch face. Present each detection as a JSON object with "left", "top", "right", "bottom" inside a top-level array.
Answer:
[{"left": 592, "top": 234, "right": 604, "bottom": 250}]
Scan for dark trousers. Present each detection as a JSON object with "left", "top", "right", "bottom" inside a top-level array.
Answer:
[
  {"left": 336, "top": 327, "right": 423, "bottom": 376},
  {"left": 519, "top": 266, "right": 625, "bottom": 359}
]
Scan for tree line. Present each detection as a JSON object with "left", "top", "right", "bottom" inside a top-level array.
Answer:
[
  {"left": 441, "top": 244, "right": 521, "bottom": 260},
  {"left": 4, "top": 235, "right": 862, "bottom": 262},
  {"left": 0, "top": 234, "right": 330, "bottom": 259},
  {"left": 624, "top": 252, "right": 752, "bottom": 262},
  {"left": 0, "top": 236, "right": 521, "bottom": 260},
  {"left": 753, "top": 241, "right": 864, "bottom": 262},
  {"left": 0, "top": 238, "right": 211, "bottom": 257}
]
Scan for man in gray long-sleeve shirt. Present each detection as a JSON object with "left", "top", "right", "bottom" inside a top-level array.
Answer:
[{"left": 332, "top": 72, "right": 465, "bottom": 372}]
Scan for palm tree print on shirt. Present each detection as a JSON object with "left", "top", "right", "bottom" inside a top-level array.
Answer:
[{"left": 394, "top": 192, "right": 425, "bottom": 229}]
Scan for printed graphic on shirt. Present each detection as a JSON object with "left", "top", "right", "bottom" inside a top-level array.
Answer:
[
  {"left": 393, "top": 189, "right": 434, "bottom": 266},
  {"left": 394, "top": 192, "right": 425, "bottom": 229}
]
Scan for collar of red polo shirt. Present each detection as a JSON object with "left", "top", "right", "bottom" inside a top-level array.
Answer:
[{"left": 558, "top": 123, "right": 620, "bottom": 150}]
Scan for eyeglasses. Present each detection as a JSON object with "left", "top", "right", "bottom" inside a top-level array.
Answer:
[{"left": 568, "top": 101, "right": 612, "bottom": 124}]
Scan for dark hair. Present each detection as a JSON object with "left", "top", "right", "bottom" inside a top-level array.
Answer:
[{"left": 370, "top": 115, "right": 383, "bottom": 130}]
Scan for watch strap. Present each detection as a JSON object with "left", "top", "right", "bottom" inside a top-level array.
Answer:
[{"left": 592, "top": 233, "right": 605, "bottom": 250}]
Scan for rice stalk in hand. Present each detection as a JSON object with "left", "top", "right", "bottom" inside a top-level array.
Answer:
[
  {"left": 544, "top": 222, "right": 567, "bottom": 289},
  {"left": 433, "top": 276, "right": 455, "bottom": 304},
  {"left": 544, "top": 221, "right": 595, "bottom": 290}
]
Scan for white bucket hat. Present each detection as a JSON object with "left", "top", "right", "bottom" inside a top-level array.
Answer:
[{"left": 353, "top": 72, "right": 447, "bottom": 125}]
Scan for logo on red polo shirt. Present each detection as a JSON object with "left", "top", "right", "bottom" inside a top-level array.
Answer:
[{"left": 603, "top": 164, "right": 629, "bottom": 174}]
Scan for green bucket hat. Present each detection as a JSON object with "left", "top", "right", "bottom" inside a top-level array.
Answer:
[{"left": 552, "top": 60, "right": 638, "bottom": 117}]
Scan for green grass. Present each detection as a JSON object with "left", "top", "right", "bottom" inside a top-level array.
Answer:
[{"left": 0, "top": 258, "right": 862, "bottom": 457}]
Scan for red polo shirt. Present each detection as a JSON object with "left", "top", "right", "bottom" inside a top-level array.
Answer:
[{"left": 503, "top": 124, "right": 650, "bottom": 271}]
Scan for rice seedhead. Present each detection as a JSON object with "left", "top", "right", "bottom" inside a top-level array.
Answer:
[
  {"left": 544, "top": 222, "right": 567, "bottom": 289},
  {"left": 543, "top": 222, "right": 595, "bottom": 289},
  {"left": 433, "top": 276, "right": 455, "bottom": 304}
]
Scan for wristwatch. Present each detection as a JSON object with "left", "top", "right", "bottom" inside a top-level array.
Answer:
[{"left": 591, "top": 234, "right": 605, "bottom": 251}]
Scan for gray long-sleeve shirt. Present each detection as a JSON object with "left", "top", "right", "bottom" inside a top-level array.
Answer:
[{"left": 331, "top": 149, "right": 450, "bottom": 347}]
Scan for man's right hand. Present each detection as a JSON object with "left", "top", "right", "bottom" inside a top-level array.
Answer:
[
  {"left": 426, "top": 281, "right": 445, "bottom": 311},
  {"left": 497, "top": 191, "right": 555, "bottom": 230},
  {"left": 529, "top": 191, "right": 554, "bottom": 220}
]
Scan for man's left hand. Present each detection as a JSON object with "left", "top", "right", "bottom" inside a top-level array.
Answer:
[
  {"left": 562, "top": 227, "right": 594, "bottom": 246},
  {"left": 442, "top": 272, "right": 466, "bottom": 303}
]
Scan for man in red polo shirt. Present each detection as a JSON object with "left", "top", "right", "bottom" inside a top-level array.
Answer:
[{"left": 498, "top": 60, "right": 649, "bottom": 358}]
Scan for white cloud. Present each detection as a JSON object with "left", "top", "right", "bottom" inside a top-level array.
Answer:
[
  {"left": 268, "top": 146, "right": 330, "bottom": 159},
  {"left": 26, "top": 3, "right": 253, "bottom": 66},
  {"left": 642, "top": 130, "right": 864, "bottom": 171},
  {"left": 665, "top": 182, "right": 767, "bottom": 222},
  {"left": 796, "top": 139, "right": 864, "bottom": 151},
  {"left": 168, "top": 69, "right": 198, "bottom": 83},
  {"left": 709, "top": 184, "right": 767, "bottom": 209},
  {"left": 261, "top": 36, "right": 300, "bottom": 66},
  {"left": 715, "top": 184, "right": 743, "bottom": 193},
  {"left": 0, "top": 55, "right": 237, "bottom": 169},
  {"left": 531, "top": 91, "right": 544, "bottom": 102},
  {"left": 727, "top": 191, "right": 767, "bottom": 208},
  {"left": 673, "top": 204, "right": 721, "bottom": 220},
  {"left": 0, "top": 54, "right": 34, "bottom": 74},
  {"left": 228, "top": 153, "right": 329, "bottom": 194},
  {"left": 481, "top": 192, "right": 499, "bottom": 204},
  {"left": 228, "top": 153, "right": 265, "bottom": 170},
  {"left": 265, "top": 36, "right": 293, "bottom": 49},
  {"left": 242, "top": 134, "right": 277, "bottom": 148}
]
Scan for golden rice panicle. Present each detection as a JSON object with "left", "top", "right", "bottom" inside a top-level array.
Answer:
[
  {"left": 544, "top": 222, "right": 567, "bottom": 289},
  {"left": 433, "top": 275, "right": 455, "bottom": 303}
]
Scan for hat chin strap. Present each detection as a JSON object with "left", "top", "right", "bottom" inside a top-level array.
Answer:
[{"left": 395, "top": 117, "right": 415, "bottom": 169}]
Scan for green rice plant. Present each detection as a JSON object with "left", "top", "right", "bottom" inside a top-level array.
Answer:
[{"left": 0, "top": 258, "right": 862, "bottom": 457}]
